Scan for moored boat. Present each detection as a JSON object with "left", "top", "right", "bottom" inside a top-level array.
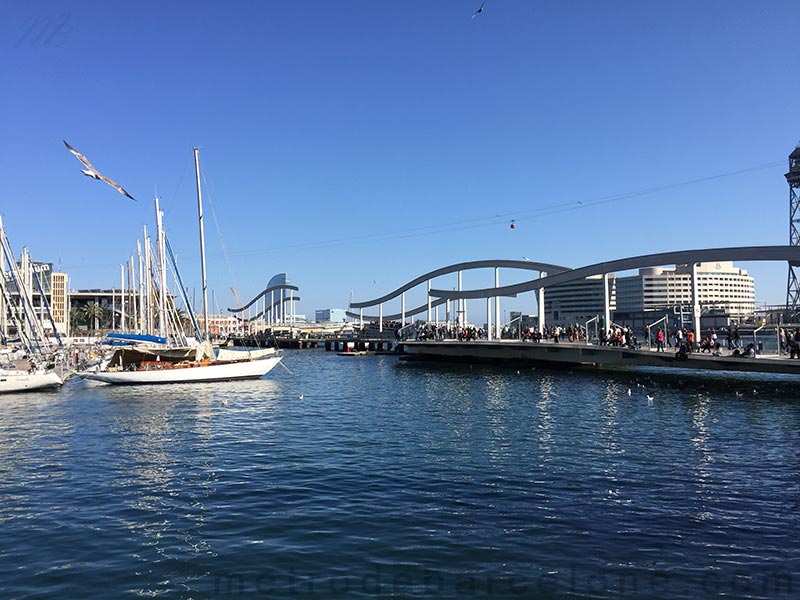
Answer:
[
  {"left": 0, "top": 217, "right": 66, "bottom": 393},
  {"left": 81, "top": 344, "right": 280, "bottom": 384},
  {"left": 215, "top": 346, "right": 277, "bottom": 361},
  {"left": 0, "top": 367, "right": 62, "bottom": 393}
]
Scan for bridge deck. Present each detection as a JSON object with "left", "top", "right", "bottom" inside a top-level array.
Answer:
[{"left": 400, "top": 340, "right": 800, "bottom": 376}]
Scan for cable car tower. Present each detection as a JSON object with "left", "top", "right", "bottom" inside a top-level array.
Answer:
[{"left": 785, "top": 143, "right": 800, "bottom": 317}]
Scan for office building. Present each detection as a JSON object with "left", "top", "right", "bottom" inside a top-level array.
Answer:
[
  {"left": 316, "top": 308, "right": 347, "bottom": 323},
  {"left": 544, "top": 275, "right": 616, "bottom": 325},
  {"left": 615, "top": 262, "right": 755, "bottom": 317}
]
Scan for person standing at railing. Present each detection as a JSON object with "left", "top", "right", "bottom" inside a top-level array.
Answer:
[
  {"left": 655, "top": 327, "right": 665, "bottom": 352},
  {"left": 790, "top": 330, "right": 800, "bottom": 359}
]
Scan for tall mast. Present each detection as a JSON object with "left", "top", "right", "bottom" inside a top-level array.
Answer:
[
  {"left": 120, "top": 263, "right": 126, "bottom": 332},
  {"left": 0, "top": 216, "right": 5, "bottom": 340},
  {"left": 194, "top": 147, "right": 210, "bottom": 341},
  {"left": 137, "top": 239, "right": 144, "bottom": 334},
  {"left": 155, "top": 196, "right": 168, "bottom": 339},
  {"left": 128, "top": 255, "right": 136, "bottom": 334},
  {"left": 143, "top": 226, "right": 153, "bottom": 335}
]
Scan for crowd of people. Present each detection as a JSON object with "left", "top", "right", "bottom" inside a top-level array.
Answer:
[
  {"left": 644, "top": 325, "right": 764, "bottom": 359},
  {"left": 599, "top": 325, "right": 639, "bottom": 348},
  {"left": 404, "top": 322, "right": 593, "bottom": 343},
  {"left": 362, "top": 319, "right": 799, "bottom": 360},
  {"left": 410, "top": 324, "right": 486, "bottom": 341},
  {"left": 779, "top": 327, "right": 800, "bottom": 358}
]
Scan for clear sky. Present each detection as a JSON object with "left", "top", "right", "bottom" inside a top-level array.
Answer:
[{"left": 2, "top": 0, "right": 799, "bottom": 321}]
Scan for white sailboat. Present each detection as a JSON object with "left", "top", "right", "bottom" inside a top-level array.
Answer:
[
  {"left": 83, "top": 340, "right": 279, "bottom": 384},
  {"left": 0, "top": 217, "right": 64, "bottom": 393},
  {"left": 0, "top": 364, "right": 62, "bottom": 393},
  {"left": 82, "top": 148, "right": 281, "bottom": 385}
]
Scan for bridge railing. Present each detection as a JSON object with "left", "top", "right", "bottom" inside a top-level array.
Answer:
[{"left": 584, "top": 316, "right": 599, "bottom": 345}]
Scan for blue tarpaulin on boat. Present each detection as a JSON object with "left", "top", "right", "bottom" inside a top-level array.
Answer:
[{"left": 105, "top": 333, "right": 168, "bottom": 345}]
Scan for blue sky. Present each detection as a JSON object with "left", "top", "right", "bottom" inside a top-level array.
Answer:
[{"left": 2, "top": 0, "right": 799, "bottom": 320}]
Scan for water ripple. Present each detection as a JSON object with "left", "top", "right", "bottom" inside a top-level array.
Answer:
[{"left": 1, "top": 354, "right": 799, "bottom": 598}]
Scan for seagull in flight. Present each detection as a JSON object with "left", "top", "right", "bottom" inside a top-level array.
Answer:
[
  {"left": 472, "top": 1, "right": 487, "bottom": 18},
  {"left": 64, "top": 140, "right": 136, "bottom": 201}
]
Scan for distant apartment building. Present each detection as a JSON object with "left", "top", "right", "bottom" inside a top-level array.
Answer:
[
  {"left": 69, "top": 289, "right": 125, "bottom": 331},
  {"left": 70, "top": 288, "right": 186, "bottom": 334},
  {"left": 197, "top": 313, "right": 241, "bottom": 336},
  {"left": 1, "top": 253, "right": 69, "bottom": 338},
  {"left": 315, "top": 308, "right": 347, "bottom": 323},
  {"left": 50, "top": 272, "right": 68, "bottom": 332},
  {"left": 544, "top": 275, "right": 616, "bottom": 324},
  {"left": 615, "top": 261, "right": 755, "bottom": 317},
  {"left": 542, "top": 261, "right": 755, "bottom": 328}
]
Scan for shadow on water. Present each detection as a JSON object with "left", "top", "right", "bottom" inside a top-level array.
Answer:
[{"left": 398, "top": 358, "right": 800, "bottom": 399}]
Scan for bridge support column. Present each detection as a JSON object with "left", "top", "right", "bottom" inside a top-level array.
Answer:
[
  {"left": 494, "top": 267, "right": 501, "bottom": 339},
  {"left": 486, "top": 297, "right": 492, "bottom": 340},
  {"left": 603, "top": 273, "right": 611, "bottom": 337},
  {"left": 401, "top": 292, "right": 406, "bottom": 325},
  {"left": 379, "top": 304, "right": 383, "bottom": 332},
  {"left": 457, "top": 271, "right": 463, "bottom": 328},
  {"left": 427, "top": 280, "right": 432, "bottom": 323},
  {"left": 538, "top": 284, "right": 545, "bottom": 335},
  {"left": 359, "top": 308, "right": 363, "bottom": 329},
  {"left": 692, "top": 262, "right": 701, "bottom": 343}
]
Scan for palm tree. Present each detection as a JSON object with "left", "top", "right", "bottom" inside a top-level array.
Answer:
[
  {"left": 69, "top": 307, "right": 83, "bottom": 329},
  {"left": 165, "top": 295, "right": 193, "bottom": 336},
  {"left": 79, "top": 302, "right": 105, "bottom": 331}
]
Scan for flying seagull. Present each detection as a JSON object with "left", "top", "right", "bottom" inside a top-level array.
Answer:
[
  {"left": 472, "top": 1, "right": 487, "bottom": 18},
  {"left": 63, "top": 140, "right": 136, "bottom": 201}
]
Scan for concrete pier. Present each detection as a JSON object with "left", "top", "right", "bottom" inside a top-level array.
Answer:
[
  {"left": 400, "top": 340, "right": 800, "bottom": 376},
  {"left": 324, "top": 339, "right": 398, "bottom": 353}
]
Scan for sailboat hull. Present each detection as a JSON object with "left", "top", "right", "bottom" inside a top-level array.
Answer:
[
  {"left": 0, "top": 370, "right": 63, "bottom": 393},
  {"left": 215, "top": 346, "right": 277, "bottom": 361},
  {"left": 81, "top": 355, "right": 282, "bottom": 385}
]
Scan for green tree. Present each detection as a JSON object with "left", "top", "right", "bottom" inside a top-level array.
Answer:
[
  {"left": 174, "top": 306, "right": 193, "bottom": 335},
  {"left": 79, "top": 302, "right": 104, "bottom": 331},
  {"left": 69, "top": 307, "right": 83, "bottom": 328}
]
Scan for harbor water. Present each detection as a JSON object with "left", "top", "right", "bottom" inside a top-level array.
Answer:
[{"left": 1, "top": 350, "right": 799, "bottom": 599}]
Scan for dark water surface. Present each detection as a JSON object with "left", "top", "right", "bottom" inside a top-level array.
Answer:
[{"left": 1, "top": 350, "right": 799, "bottom": 599}]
